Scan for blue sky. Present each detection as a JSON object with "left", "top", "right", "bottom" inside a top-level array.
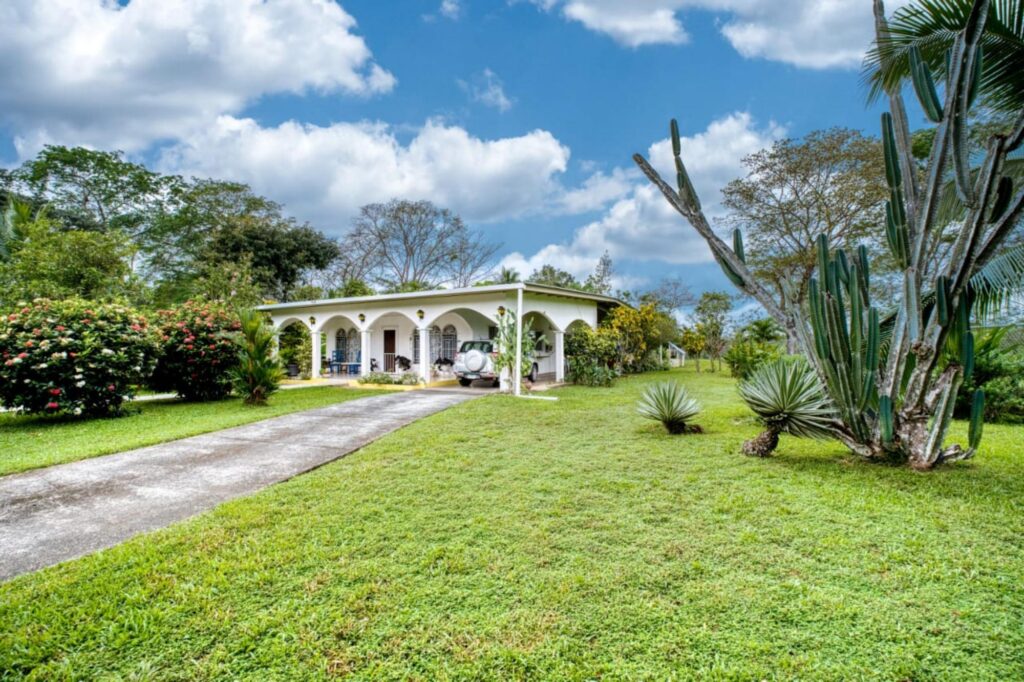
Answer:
[{"left": 0, "top": 0, "right": 920, "bottom": 299}]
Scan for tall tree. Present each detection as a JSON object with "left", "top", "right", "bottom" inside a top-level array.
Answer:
[
  {"left": 719, "top": 128, "right": 888, "bottom": 350},
  {"left": 693, "top": 291, "right": 732, "bottom": 372},
  {"left": 583, "top": 251, "right": 614, "bottom": 294},
  {"left": 348, "top": 199, "right": 499, "bottom": 290},
  {"left": 528, "top": 264, "right": 581, "bottom": 289}
]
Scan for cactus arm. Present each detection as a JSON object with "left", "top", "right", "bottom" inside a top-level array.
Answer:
[
  {"left": 632, "top": 152, "right": 787, "bottom": 324},
  {"left": 873, "top": 0, "right": 920, "bottom": 229}
]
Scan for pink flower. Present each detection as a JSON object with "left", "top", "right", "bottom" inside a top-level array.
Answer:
[
  {"left": 17, "top": 352, "right": 28, "bottom": 359},
  {"left": 46, "top": 402, "right": 59, "bottom": 410},
  {"left": 107, "top": 384, "right": 116, "bottom": 392},
  {"left": 49, "top": 388, "right": 61, "bottom": 396},
  {"left": 55, "top": 325, "right": 66, "bottom": 332}
]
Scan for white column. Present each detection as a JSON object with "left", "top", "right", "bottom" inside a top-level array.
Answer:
[
  {"left": 361, "top": 330, "right": 371, "bottom": 376},
  {"left": 310, "top": 330, "right": 322, "bottom": 378},
  {"left": 554, "top": 330, "right": 565, "bottom": 383},
  {"left": 325, "top": 330, "right": 336, "bottom": 374},
  {"left": 419, "top": 326, "right": 430, "bottom": 383},
  {"left": 514, "top": 286, "right": 523, "bottom": 396}
]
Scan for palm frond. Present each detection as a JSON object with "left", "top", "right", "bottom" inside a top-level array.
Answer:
[
  {"left": 972, "top": 243, "right": 1024, "bottom": 318},
  {"left": 864, "top": 0, "right": 1024, "bottom": 113}
]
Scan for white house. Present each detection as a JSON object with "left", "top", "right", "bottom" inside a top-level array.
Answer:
[{"left": 257, "top": 283, "right": 622, "bottom": 395}]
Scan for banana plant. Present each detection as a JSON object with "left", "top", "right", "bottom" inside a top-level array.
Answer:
[{"left": 633, "top": 0, "right": 1024, "bottom": 469}]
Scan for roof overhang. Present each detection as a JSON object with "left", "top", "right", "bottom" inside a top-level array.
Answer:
[{"left": 256, "top": 282, "right": 625, "bottom": 312}]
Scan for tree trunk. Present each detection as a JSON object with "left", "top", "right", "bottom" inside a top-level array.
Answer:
[{"left": 742, "top": 429, "right": 779, "bottom": 457}]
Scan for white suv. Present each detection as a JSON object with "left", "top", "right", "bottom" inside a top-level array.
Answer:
[{"left": 452, "top": 339, "right": 539, "bottom": 387}]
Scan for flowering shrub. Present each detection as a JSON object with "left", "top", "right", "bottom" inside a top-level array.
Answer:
[
  {"left": 150, "top": 301, "right": 241, "bottom": 401},
  {"left": 0, "top": 298, "right": 157, "bottom": 416}
]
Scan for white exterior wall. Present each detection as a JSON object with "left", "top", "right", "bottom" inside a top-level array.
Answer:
[{"left": 264, "top": 285, "right": 607, "bottom": 381}]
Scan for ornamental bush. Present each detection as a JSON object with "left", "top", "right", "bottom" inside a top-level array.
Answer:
[
  {"left": 150, "top": 301, "right": 241, "bottom": 401},
  {"left": 565, "top": 325, "right": 618, "bottom": 387},
  {"left": 0, "top": 298, "right": 157, "bottom": 416}
]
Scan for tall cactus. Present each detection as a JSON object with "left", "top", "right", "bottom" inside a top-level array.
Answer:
[{"left": 633, "top": 0, "right": 1024, "bottom": 469}]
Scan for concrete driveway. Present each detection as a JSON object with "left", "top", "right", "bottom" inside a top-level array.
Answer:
[{"left": 0, "top": 389, "right": 477, "bottom": 581}]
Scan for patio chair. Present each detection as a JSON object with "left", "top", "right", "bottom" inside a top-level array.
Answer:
[
  {"left": 346, "top": 350, "right": 362, "bottom": 376},
  {"left": 329, "top": 350, "right": 345, "bottom": 376}
]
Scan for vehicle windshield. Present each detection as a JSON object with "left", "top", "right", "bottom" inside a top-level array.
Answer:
[{"left": 459, "top": 341, "right": 493, "bottom": 353}]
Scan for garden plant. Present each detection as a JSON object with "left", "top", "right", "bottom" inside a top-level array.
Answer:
[
  {"left": 150, "top": 301, "right": 241, "bottom": 401},
  {"left": 636, "top": 381, "right": 702, "bottom": 434},
  {"left": 635, "top": 0, "right": 1024, "bottom": 468}
]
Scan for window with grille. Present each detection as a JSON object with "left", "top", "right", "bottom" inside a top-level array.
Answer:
[
  {"left": 335, "top": 329, "right": 348, "bottom": 360},
  {"left": 441, "top": 325, "right": 458, "bottom": 361}
]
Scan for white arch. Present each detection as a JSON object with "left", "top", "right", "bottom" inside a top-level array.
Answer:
[
  {"left": 313, "top": 312, "right": 360, "bottom": 335},
  {"left": 362, "top": 309, "right": 420, "bottom": 329},
  {"left": 272, "top": 315, "right": 310, "bottom": 333}
]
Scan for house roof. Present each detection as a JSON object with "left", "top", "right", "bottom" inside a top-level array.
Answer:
[{"left": 255, "top": 282, "right": 625, "bottom": 312}]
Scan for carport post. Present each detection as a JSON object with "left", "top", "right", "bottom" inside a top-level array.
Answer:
[
  {"left": 514, "top": 285, "right": 523, "bottom": 396},
  {"left": 419, "top": 325, "right": 430, "bottom": 384},
  {"left": 360, "top": 330, "right": 371, "bottom": 376},
  {"left": 310, "top": 329, "right": 322, "bottom": 378},
  {"left": 554, "top": 330, "right": 565, "bottom": 382}
]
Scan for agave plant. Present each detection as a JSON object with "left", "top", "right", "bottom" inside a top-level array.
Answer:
[
  {"left": 637, "top": 382, "right": 702, "bottom": 434},
  {"left": 737, "top": 360, "right": 834, "bottom": 457}
]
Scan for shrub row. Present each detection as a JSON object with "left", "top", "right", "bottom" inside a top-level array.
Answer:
[{"left": 0, "top": 298, "right": 243, "bottom": 416}]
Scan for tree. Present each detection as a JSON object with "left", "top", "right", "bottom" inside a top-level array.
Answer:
[
  {"left": 865, "top": 0, "right": 1024, "bottom": 115},
  {"left": 739, "top": 318, "right": 785, "bottom": 344},
  {"left": 679, "top": 326, "right": 706, "bottom": 372},
  {"left": 528, "top": 264, "right": 581, "bottom": 289},
  {"left": 693, "top": 292, "right": 732, "bottom": 372},
  {"left": 13, "top": 145, "right": 179, "bottom": 258},
  {"left": 719, "top": 128, "right": 888, "bottom": 351},
  {"left": 633, "top": 0, "right": 1024, "bottom": 469},
  {"left": 583, "top": 251, "right": 614, "bottom": 294},
  {"left": 1, "top": 214, "right": 133, "bottom": 306},
  {"left": 638, "top": 276, "right": 695, "bottom": 313},
  {"left": 348, "top": 199, "right": 499, "bottom": 290}
]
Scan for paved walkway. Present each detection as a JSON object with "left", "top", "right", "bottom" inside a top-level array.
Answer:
[{"left": 0, "top": 390, "right": 477, "bottom": 581}]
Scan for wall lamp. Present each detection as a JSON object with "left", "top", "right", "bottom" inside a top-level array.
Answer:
[
  {"left": 497, "top": 306, "right": 506, "bottom": 317},
  {"left": 416, "top": 309, "right": 425, "bottom": 320}
]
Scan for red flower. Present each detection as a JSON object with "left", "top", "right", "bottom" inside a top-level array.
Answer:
[
  {"left": 46, "top": 402, "right": 59, "bottom": 410},
  {"left": 49, "top": 388, "right": 62, "bottom": 396},
  {"left": 25, "top": 341, "right": 34, "bottom": 348},
  {"left": 55, "top": 325, "right": 66, "bottom": 332},
  {"left": 107, "top": 384, "right": 116, "bottom": 392},
  {"left": 17, "top": 352, "right": 28, "bottom": 359}
]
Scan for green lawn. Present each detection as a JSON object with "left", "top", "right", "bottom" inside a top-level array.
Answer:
[
  {"left": 0, "top": 387, "right": 383, "bottom": 476},
  {"left": 2, "top": 367, "right": 1023, "bottom": 679}
]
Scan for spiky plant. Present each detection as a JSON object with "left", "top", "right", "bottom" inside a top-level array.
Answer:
[
  {"left": 634, "top": 0, "right": 1022, "bottom": 469},
  {"left": 231, "top": 309, "right": 284, "bottom": 406},
  {"left": 637, "top": 382, "right": 702, "bottom": 434},
  {"left": 738, "top": 360, "right": 834, "bottom": 457}
]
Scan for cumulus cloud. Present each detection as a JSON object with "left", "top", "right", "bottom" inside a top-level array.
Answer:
[
  {"left": 459, "top": 69, "right": 515, "bottom": 112},
  {"left": 0, "top": 0, "right": 394, "bottom": 156},
  {"left": 500, "top": 112, "right": 785, "bottom": 279},
  {"left": 529, "top": 0, "right": 910, "bottom": 67},
  {"left": 158, "top": 116, "right": 571, "bottom": 233}
]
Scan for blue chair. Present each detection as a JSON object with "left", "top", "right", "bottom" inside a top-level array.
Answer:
[
  {"left": 346, "top": 350, "right": 362, "bottom": 376},
  {"left": 329, "top": 350, "right": 345, "bottom": 376}
]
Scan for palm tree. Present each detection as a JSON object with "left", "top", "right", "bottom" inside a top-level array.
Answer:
[{"left": 864, "top": 0, "right": 1024, "bottom": 114}]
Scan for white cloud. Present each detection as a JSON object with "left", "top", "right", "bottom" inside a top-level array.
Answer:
[
  {"left": 557, "top": 167, "right": 636, "bottom": 214},
  {"left": 440, "top": 0, "right": 462, "bottom": 19},
  {"left": 501, "top": 112, "right": 785, "bottom": 279},
  {"left": 459, "top": 69, "right": 515, "bottom": 112},
  {"left": 529, "top": 0, "right": 911, "bottom": 67},
  {"left": 158, "top": 116, "right": 571, "bottom": 233},
  {"left": 0, "top": 0, "right": 394, "bottom": 156}
]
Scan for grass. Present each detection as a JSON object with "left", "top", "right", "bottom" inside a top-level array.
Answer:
[
  {"left": 2, "top": 367, "right": 1023, "bottom": 679},
  {"left": 0, "top": 387, "right": 383, "bottom": 476}
]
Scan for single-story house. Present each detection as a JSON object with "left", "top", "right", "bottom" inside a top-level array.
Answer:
[{"left": 256, "top": 283, "right": 622, "bottom": 394}]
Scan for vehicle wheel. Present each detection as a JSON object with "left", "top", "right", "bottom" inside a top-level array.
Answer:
[
  {"left": 458, "top": 378, "right": 473, "bottom": 387},
  {"left": 492, "top": 378, "right": 501, "bottom": 388}
]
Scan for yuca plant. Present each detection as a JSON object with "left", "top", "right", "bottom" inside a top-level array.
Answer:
[
  {"left": 637, "top": 381, "right": 702, "bottom": 434},
  {"left": 231, "top": 309, "right": 283, "bottom": 406},
  {"left": 738, "top": 359, "right": 834, "bottom": 457},
  {"left": 634, "top": 0, "right": 1024, "bottom": 468}
]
